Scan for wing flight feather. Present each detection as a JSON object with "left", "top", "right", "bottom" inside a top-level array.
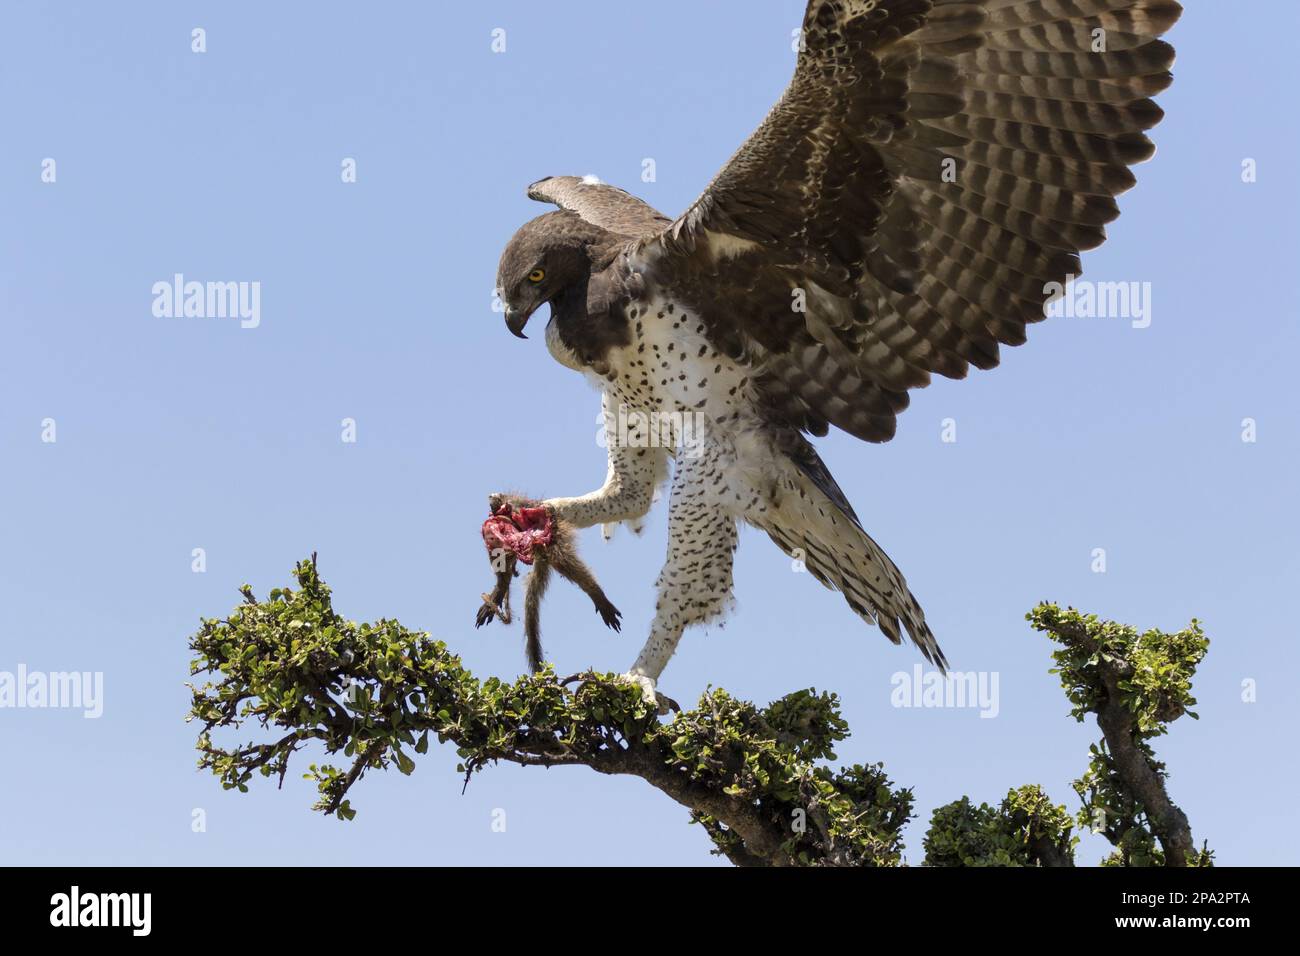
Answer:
[{"left": 633, "top": 0, "right": 1181, "bottom": 443}]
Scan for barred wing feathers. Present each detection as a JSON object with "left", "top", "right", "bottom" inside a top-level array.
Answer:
[{"left": 642, "top": 0, "right": 1181, "bottom": 443}]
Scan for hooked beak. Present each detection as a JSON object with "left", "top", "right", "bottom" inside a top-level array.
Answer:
[{"left": 504, "top": 306, "right": 534, "bottom": 339}]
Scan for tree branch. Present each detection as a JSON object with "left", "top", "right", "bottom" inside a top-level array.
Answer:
[
  {"left": 186, "top": 557, "right": 912, "bottom": 866},
  {"left": 186, "top": 561, "right": 1210, "bottom": 867},
  {"left": 1028, "top": 605, "right": 1209, "bottom": 867}
]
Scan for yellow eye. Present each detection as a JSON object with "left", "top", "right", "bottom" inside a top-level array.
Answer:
[{"left": 528, "top": 268, "right": 545, "bottom": 283}]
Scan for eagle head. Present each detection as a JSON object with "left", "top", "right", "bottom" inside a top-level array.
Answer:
[{"left": 496, "top": 210, "right": 607, "bottom": 339}]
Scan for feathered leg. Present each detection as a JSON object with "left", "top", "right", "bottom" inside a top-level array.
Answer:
[{"left": 625, "top": 446, "right": 737, "bottom": 704}]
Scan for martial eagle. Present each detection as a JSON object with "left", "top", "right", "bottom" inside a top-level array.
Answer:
[{"left": 493, "top": 0, "right": 1180, "bottom": 704}]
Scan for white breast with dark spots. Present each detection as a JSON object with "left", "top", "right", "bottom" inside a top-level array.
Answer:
[
  {"left": 603, "top": 295, "right": 790, "bottom": 521},
  {"left": 604, "top": 296, "right": 751, "bottom": 428}
]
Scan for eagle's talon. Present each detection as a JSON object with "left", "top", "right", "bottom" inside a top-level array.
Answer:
[
  {"left": 488, "top": 491, "right": 540, "bottom": 513},
  {"left": 619, "top": 672, "right": 676, "bottom": 715}
]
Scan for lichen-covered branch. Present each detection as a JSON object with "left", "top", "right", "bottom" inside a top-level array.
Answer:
[{"left": 186, "top": 556, "right": 912, "bottom": 866}]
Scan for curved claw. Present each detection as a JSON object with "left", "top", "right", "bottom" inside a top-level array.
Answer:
[{"left": 617, "top": 672, "right": 678, "bottom": 716}]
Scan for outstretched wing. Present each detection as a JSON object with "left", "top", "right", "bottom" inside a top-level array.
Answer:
[
  {"left": 639, "top": 0, "right": 1181, "bottom": 442},
  {"left": 527, "top": 176, "right": 671, "bottom": 239}
]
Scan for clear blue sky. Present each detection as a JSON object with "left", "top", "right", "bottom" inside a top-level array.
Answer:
[{"left": 2, "top": 1, "right": 1297, "bottom": 866}]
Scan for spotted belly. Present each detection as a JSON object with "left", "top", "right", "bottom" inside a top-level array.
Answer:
[{"left": 603, "top": 296, "right": 752, "bottom": 426}]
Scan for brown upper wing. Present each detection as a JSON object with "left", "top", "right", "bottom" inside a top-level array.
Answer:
[
  {"left": 527, "top": 176, "right": 671, "bottom": 239},
  {"left": 639, "top": 0, "right": 1181, "bottom": 442}
]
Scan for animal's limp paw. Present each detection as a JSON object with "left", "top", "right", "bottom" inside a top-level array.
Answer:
[
  {"left": 596, "top": 601, "right": 622, "bottom": 632},
  {"left": 476, "top": 594, "right": 509, "bottom": 627}
]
